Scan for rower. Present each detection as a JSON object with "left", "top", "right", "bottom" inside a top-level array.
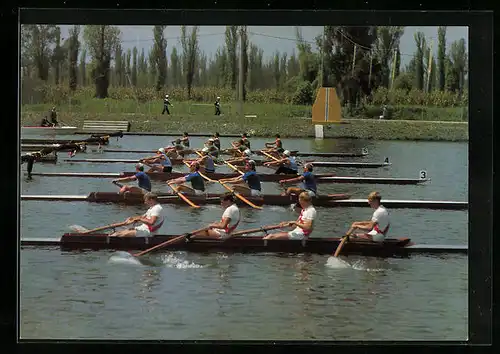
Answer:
[
  {"left": 263, "top": 191, "right": 316, "bottom": 240},
  {"left": 170, "top": 138, "right": 186, "bottom": 157},
  {"left": 264, "top": 134, "right": 284, "bottom": 154},
  {"left": 240, "top": 133, "right": 251, "bottom": 150},
  {"left": 112, "top": 163, "right": 152, "bottom": 195},
  {"left": 142, "top": 147, "right": 173, "bottom": 173},
  {"left": 197, "top": 147, "right": 216, "bottom": 174},
  {"left": 21, "top": 152, "right": 40, "bottom": 180},
  {"left": 188, "top": 193, "right": 241, "bottom": 240},
  {"left": 212, "top": 132, "right": 221, "bottom": 150},
  {"left": 344, "top": 191, "right": 390, "bottom": 242},
  {"left": 110, "top": 192, "right": 166, "bottom": 238},
  {"left": 181, "top": 132, "right": 190, "bottom": 148},
  {"left": 279, "top": 163, "right": 317, "bottom": 197},
  {"left": 219, "top": 160, "right": 262, "bottom": 196},
  {"left": 167, "top": 162, "right": 206, "bottom": 195},
  {"left": 204, "top": 138, "right": 220, "bottom": 158},
  {"left": 40, "top": 117, "right": 51, "bottom": 127},
  {"left": 49, "top": 106, "right": 58, "bottom": 126},
  {"left": 264, "top": 150, "right": 299, "bottom": 175}
]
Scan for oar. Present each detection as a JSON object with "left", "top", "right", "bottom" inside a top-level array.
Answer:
[
  {"left": 219, "top": 181, "right": 263, "bottom": 210},
  {"left": 168, "top": 183, "right": 201, "bottom": 208},
  {"left": 224, "top": 160, "right": 244, "bottom": 175},
  {"left": 333, "top": 235, "right": 349, "bottom": 257},
  {"left": 261, "top": 150, "right": 280, "bottom": 162},
  {"left": 222, "top": 224, "right": 284, "bottom": 239},
  {"left": 132, "top": 227, "right": 209, "bottom": 257},
  {"left": 79, "top": 220, "right": 136, "bottom": 234}
]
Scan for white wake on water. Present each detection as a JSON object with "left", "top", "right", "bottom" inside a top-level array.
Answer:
[
  {"left": 325, "top": 256, "right": 388, "bottom": 272},
  {"left": 108, "top": 251, "right": 144, "bottom": 266},
  {"left": 160, "top": 254, "right": 205, "bottom": 269},
  {"left": 325, "top": 256, "right": 351, "bottom": 269}
]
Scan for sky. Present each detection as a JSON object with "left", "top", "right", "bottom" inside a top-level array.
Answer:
[{"left": 57, "top": 26, "right": 468, "bottom": 66}]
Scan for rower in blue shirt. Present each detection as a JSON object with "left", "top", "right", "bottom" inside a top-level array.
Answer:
[
  {"left": 167, "top": 162, "right": 206, "bottom": 195},
  {"left": 279, "top": 163, "right": 317, "bottom": 197},
  {"left": 197, "top": 147, "right": 216, "bottom": 174},
  {"left": 112, "top": 163, "right": 152, "bottom": 195},
  {"left": 140, "top": 147, "right": 173, "bottom": 173},
  {"left": 263, "top": 150, "right": 299, "bottom": 175},
  {"left": 219, "top": 160, "right": 262, "bottom": 196}
]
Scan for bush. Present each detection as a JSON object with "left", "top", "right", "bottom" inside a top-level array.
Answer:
[{"left": 292, "top": 81, "right": 313, "bottom": 105}]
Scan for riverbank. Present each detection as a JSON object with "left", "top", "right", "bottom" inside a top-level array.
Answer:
[{"left": 21, "top": 102, "right": 468, "bottom": 141}]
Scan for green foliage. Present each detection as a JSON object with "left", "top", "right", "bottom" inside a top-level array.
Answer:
[
  {"left": 292, "top": 81, "right": 314, "bottom": 105},
  {"left": 393, "top": 72, "right": 413, "bottom": 91}
]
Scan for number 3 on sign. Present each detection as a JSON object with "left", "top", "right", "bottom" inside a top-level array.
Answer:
[{"left": 419, "top": 170, "right": 427, "bottom": 180}]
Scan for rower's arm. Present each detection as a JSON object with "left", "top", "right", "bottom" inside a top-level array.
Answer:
[
  {"left": 293, "top": 218, "right": 313, "bottom": 232},
  {"left": 167, "top": 176, "right": 187, "bottom": 185},
  {"left": 138, "top": 215, "right": 158, "bottom": 226},
  {"left": 115, "top": 175, "right": 135, "bottom": 182},
  {"left": 280, "top": 175, "right": 304, "bottom": 185},
  {"left": 209, "top": 217, "right": 230, "bottom": 229},
  {"left": 221, "top": 176, "right": 243, "bottom": 184},
  {"left": 351, "top": 220, "right": 375, "bottom": 230}
]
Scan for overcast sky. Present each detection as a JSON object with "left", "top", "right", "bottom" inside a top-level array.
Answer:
[{"left": 57, "top": 26, "right": 468, "bottom": 66}]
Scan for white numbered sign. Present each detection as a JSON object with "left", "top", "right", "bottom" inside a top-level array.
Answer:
[
  {"left": 419, "top": 170, "right": 427, "bottom": 180},
  {"left": 362, "top": 147, "right": 368, "bottom": 155},
  {"left": 384, "top": 157, "right": 390, "bottom": 164}
]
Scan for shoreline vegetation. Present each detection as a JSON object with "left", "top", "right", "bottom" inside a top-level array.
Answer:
[
  {"left": 21, "top": 25, "right": 468, "bottom": 142},
  {"left": 21, "top": 86, "right": 468, "bottom": 142}
]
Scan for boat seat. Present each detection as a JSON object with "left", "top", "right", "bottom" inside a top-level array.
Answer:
[{"left": 83, "top": 120, "right": 131, "bottom": 132}]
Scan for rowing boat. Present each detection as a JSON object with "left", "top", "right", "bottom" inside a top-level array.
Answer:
[
  {"left": 20, "top": 235, "right": 468, "bottom": 256},
  {"left": 26, "top": 171, "right": 430, "bottom": 185},
  {"left": 63, "top": 158, "right": 391, "bottom": 168},
  {"left": 20, "top": 193, "right": 468, "bottom": 210},
  {"left": 21, "top": 138, "right": 109, "bottom": 145},
  {"left": 20, "top": 154, "right": 57, "bottom": 163},
  {"left": 21, "top": 126, "right": 78, "bottom": 135},
  {"left": 99, "top": 149, "right": 368, "bottom": 158}
]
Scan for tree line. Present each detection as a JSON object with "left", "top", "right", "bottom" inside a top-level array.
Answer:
[{"left": 21, "top": 25, "right": 468, "bottom": 106}]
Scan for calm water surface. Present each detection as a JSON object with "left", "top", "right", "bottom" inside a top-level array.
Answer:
[{"left": 20, "top": 136, "right": 468, "bottom": 340}]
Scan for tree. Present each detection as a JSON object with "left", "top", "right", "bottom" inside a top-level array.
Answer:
[
  {"left": 373, "top": 26, "right": 405, "bottom": 87},
  {"left": 240, "top": 26, "right": 249, "bottom": 101},
  {"left": 446, "top": 38, "right": 468, "bottom": 94},
  {"left": 68, "top": 25, "right": 80, "bottom": 91},
  {"left": 83, "top": 25, "right": 121, "bottom": 98},
  {"left": 125, "top": 49, "right": 131, "bottom": 85},
  {"left": 225, "top": 26, "right": 239, "bottom": 89},
  {"left": 23, "top": 25, "right": 58, "bottom": 81},
  {"left": 114, "top": 44, "right": 124, "bottom": 86},
  {"left": 131, "top": 47, "right": 138, "bottom": 86},
  {"left": 79, "top": 49, "right": 86, "bottom": 86},
  {"left": 151, "top": 25, "right": 167, "bottom": 91},
  {"left": 170, "top": 47, "right": 180, "bottom": 87},
  {"left": 51, "top": 26, "right": 65, "bottom": 85},
  {"left": 180, "top": 25, "right": 199, "bottom": 99},
  {"left": 273, "top": 52, "right": 281, "bottom": 89},
  {"left": 394, "top": 47, "right": 401, "bottom": 78},
  {"left": 437, "top": 26, "right": 447, "bottom": 91},
  {"left": 413, "top": 32, "right": 425, "bottom": 90}
]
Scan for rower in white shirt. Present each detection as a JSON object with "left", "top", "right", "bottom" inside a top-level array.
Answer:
[
  {"left": 187, "top": 193, "right": 241, "bottom": 240},
  {"left": 344, "top": 191, "right": 390, "bottom": 242},
  {"left": 110, "top": 192, "right": 166, "bottom": 237}
]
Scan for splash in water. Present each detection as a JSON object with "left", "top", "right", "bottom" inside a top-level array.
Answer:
[
  {"left": 325, "top": 256, "right": 351, "bottom": 269},
  {"left": 108, "top": 251, "right": 144, "bottom": 266},
  {"left": 160, "top": 254, "right": 205, "bottom": 269}
]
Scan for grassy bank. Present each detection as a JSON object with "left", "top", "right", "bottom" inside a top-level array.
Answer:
[{"left": 21, "top": 99, "right": 468, "bottom": 141}]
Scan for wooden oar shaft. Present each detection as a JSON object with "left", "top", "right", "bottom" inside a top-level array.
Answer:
[
  {"left": 225, "top": 161, "right": 244, "bottom": 175},
  {"left": 219, "top": 181, "right": 263, "bottom": 210},
  {"left": 81, "top": 220, "right": 133, "bottom": 234},
  {"left": 261, "top": 150, "right": 280, "bottom": 162},
  {"left": 133, "top": 227, "right": 209, "bottom": 257},
  {"left": 169, "top": 184, "right": 200, "bottom": 208},
  {"left": 333, "top": 236, "right": 348, "bottom": 257},
  {"left": 230, "top": 224, "right": 283, "bottom": 237}
]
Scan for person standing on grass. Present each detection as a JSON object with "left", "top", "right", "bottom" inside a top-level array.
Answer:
[
  {"left": 162, "top": 94, "right": 173, "bottom": 115},
  {"left": 215, "top": 96, "right": 221, "bottom": 116},
  {"left": 49, "top": 106, "right": 58, "bottom": 126}
]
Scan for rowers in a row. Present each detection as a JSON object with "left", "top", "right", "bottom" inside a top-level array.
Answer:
[
  {"left": 111, "top": 159, "right": 319, "bottom": 199},
  {"left": 109, "top": 189, "right": 390, "bottom": 246}
]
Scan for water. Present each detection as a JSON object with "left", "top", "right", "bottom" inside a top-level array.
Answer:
[{"left": 20, "top": 136, "right": 468, "bottom": 340}]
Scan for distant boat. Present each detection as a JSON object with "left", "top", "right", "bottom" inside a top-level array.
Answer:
[{"left": 21, "top": 125, "right": 78, "bottom": 135}]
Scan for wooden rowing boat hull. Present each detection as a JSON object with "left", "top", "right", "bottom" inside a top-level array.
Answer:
[
  {"left": 21, "top": 126, "right": 78, "bottom": 135},
  {"left": 119, "top": 171, "right": 336, "bottom": 182},
  {"left": 21, "top": 138, "right": 109, "bottom": 145},
  {"left": 86, "top": 192, "right": 351, "bottom": 206},
  {"left": 22, "top": 234, "right": 414, "bottom": 256},
  {"left": 63, "top": 158, "right": 391, "bottom": 168}
]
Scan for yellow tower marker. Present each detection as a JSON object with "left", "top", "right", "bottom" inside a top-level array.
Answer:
[{"left": 312, "top": 87, "right": 343, "bottom": 138}]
